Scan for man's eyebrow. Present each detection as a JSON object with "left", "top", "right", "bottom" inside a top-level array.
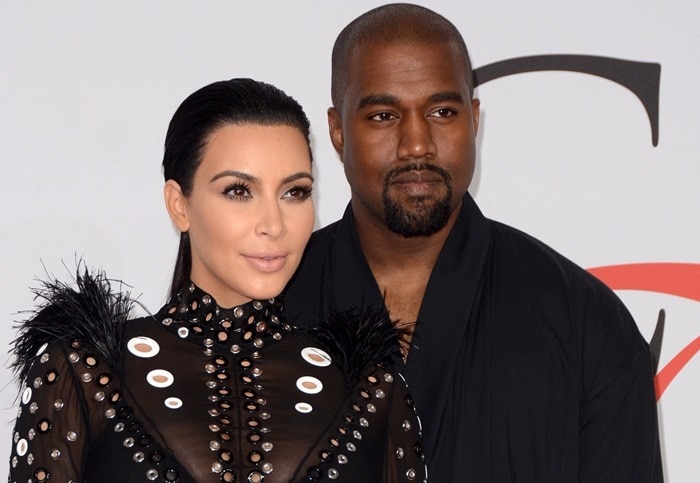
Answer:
[
  {"left": 210, "top": 170, "right": 259, "bottom": 184},
  {"left": 358, "top": 94, "right": 399, "bottom": 109},
  {"left": 430, "top": 91, "right": 465, "bottom": 104}
]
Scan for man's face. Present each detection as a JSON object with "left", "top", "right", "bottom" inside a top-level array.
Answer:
[{"left": 329, "top": 41, "right": 480, "bottom": 237}]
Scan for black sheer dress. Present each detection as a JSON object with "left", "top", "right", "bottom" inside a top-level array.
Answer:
[{"left": 8, "top": 274, "right": 426, "bottom": 482}]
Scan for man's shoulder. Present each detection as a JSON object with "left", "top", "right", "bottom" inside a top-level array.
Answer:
[{"left": 486, "top": 218, "right": 614, "bottom": 296}]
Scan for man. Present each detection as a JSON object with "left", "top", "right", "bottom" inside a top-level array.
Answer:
[{"left": 285, "top": 3, "right": 663, "bottom": 481}]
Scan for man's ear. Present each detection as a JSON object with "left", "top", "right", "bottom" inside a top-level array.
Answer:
[
  {"left": 163, "top": 180, "right": 190, "bottom": 232},
  {"left": 471, "top": 98, "right": 481, "bottom": 136},
  {"left": 327, "top": 107, "right": 344, "bottom": 160}
]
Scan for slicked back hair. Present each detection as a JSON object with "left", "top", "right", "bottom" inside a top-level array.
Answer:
[{"left": 331, "top": 3, "right": 474, "bottom": 110}]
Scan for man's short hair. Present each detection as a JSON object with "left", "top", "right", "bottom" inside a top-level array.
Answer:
[{"left": 331, "top": 3, "right": 474, "bottom": 109}]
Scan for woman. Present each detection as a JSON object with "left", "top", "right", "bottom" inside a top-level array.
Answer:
[{"left": 8, "top": 79, "right": 426, "bottom": 482}]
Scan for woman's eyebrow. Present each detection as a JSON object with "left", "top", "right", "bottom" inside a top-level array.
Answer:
[{"left": 209, "top": 170, "right": 258, "bottom": 184}]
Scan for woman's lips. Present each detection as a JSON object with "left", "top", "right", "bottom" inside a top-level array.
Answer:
[{"left": 243, "top": 254, "right": 288, "bottom": 273}]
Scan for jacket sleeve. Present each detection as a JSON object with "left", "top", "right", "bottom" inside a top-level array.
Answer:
[{"left": 577, "top": 279, "right": 664, "bottom": 482}]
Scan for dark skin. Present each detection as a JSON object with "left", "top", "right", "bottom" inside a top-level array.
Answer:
[{"left": 328, "top": 40, "right": 480, "bottom": 340}]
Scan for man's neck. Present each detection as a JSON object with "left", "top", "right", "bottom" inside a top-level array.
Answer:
[{"left": 352, "top": 200, "right": 461, "bottom": 329}]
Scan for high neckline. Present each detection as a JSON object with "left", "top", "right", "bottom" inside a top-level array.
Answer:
[{"left": 156, "top": 282, "right": 290, "bottom": 354}]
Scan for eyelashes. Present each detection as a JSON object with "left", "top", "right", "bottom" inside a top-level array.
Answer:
[{"left": 221, "top": 182, "right": 313, "bottom": 202}]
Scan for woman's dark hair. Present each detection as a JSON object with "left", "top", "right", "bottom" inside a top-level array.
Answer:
[{"left": 163, "top": 78, "right": 312, "bottom": 298}]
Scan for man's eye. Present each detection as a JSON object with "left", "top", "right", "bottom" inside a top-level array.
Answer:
[
  {"left": 369, "top": 112, "right": 397, "bottom": 122},
  {"left": 430, "top": 108, "right": 456, "bottom": 118}
]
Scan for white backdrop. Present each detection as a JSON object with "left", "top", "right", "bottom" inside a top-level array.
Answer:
[{"left": 1, "top": 1, "right": 698, "bottom": 480}]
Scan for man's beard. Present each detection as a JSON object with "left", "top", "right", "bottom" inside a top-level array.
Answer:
[{"left": 382, "top": 163, "right": 453, "bottom": 238}]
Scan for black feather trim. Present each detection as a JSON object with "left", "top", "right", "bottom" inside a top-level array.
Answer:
[
  {"left": 10, "top": 266, "right": 133, "bottom": 384},
  {"left": 309, "top": 306, "right": 407, "bottom": 389}
]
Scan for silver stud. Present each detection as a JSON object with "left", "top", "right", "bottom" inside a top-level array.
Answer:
[
  {"left": 328, "top": 468, "right": 339, "bottom": 479},
  {"left": 206, "top": 380, "right": 217, "bottom": 389},
  {"left": 359, "top": 418, "right": 369, "bottom": 427},
  {"left": 253, "top": 301, "right": 263, "bottom": 310},
  {"left": 105, "top": 408, "right": 116, "bottom": 419},
  {"left": 114, "top": 422, "right": 125, "bottom": 432},
  {"left": 204, "top": 338, "right": 214, "bottom": 347},
  {"left": 259, "top": 412, "right": 270, "bottom": 419},
  {"left": 234, "top": 307, "right": 244, "bottom": 318},
  {"left": 30, "top": 402, "right": 39, "bottom": 414},
  {"left": 384, "top": 373, "right": 394, "bottom": 383},
  {"left": 203, "top": 348, "right": 213, "bottom": 356},
  {"left": 272, "top": 332, "right": 282, "bottom": 340},
  {"left": 346, "top": 442, "right": 356, "bottom": 452},
  {"left": 262, "top": 462, "right": 273, "bottom": 474},
  {"left": 230, "top": 344, "right": 241, "bottom": 354},
  {"left": 271, "top": 314, "right": 279, "bottom": 323},
  {"left": 252, "top": 367, "right": 263, "bottom": 376},
  {"left": 209, "top": 440, "right": 220, "bottom": 451},
  {"left": 396, "top": 447, "right": 404, "bottom": 458},
  {"left": 28, "top": 428, "right": 35, "bottom": 440},
  {"left": 66, "top": 431, "right": 78, "bottom": 442},
  {"left": 402, "top": 420, "right": 412, "bottom": 431},
  {"left": 353, "top": 430, "right": 363, "bottom": 439},
  {"left": 162, "top": 317, "right": 173, "bottom": 326},
  {"left": 27, "top": 453, "right": 34, "bottom": 464},
  {"left": 40, "top": 353, "right": 50, "bottom": 363},
  {"left": 13, "top": 432, "right": 19, "bottom": 443},
  {"left": 94, "top": 391, "right": 106, "bottom": 401},
  {"left": 51, "top": 448, "right": 61, "bottom": 460},
  {"left": 146, "top": 468, "right": 158, "bottom": 480},
  {"left": 262, "top": 442, "right": 273, "bottom": 452},
  {"left": 205, "top": 364, "right": 216, "bottom": 373},
  {"left": 375, "top": 389, "right": 385, "bottom": 399},
  {"left": 252, "top": 351, "right": 261, "bottom": 359},
  {"left": 367, "top": 404, "right": 376, "bottom": 413},
  {"left": 208, "top": 409, "right": 220, "bottom": 417},
  {"left": 54, "top": 399, "right": 64, "bottom": 410},
  {"left": 123, "top": 437, "right": 135, "bottom": 448},
  {"left": 253, "top": 338, "right": 264, "bottom": 349},
  {"left": 11, "top": 456, "right": 17, "bottom": 467},
  {"left": 406, "top": 468, "right": 417, "bottom": 480},
  {"left": 202, "top": 295, "right": 211, "bottom": 305},
  {"left": 68, "top": 352, "right": 80, "bottom": 363},
  {"left": 133, "top": 451, "right": 145, "bottom": 463},
  {"left": 211, "top": 461, "right": 223, "bottom": 473},
  {"left": 81, "top": 373, "right": 92, "bottom": 383},
  {"left": 337, "top": 454, "right": 348, "bottom": 464},
  {"left": 33, "top": 377, "right": 43, "bottom": 388},
  {"left": 209, "top": 424, "right": 220, "bottom": 432}
]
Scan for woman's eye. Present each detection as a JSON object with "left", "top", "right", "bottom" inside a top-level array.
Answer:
[
  {"left": 223, "top": 183, "right": 252, "bottom": 199},
  {"left": 283, "top": 185, "right": 313, "bottom": 201}
]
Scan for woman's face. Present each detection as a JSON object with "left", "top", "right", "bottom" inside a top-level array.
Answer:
[{"left": 165, "top": 123, "right": 314, "bottom": 308}]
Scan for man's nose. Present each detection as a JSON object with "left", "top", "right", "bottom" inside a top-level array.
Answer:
[{"left": 397, "top": 113, "right": 437, "bottom": 160}]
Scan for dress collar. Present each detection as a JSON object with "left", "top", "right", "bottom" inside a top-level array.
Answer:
[{"left": 156, "top": 282, "right": 289, "bottom": 354}]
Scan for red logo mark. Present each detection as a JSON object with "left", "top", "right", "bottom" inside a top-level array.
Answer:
[{"left": 588, "top": 263, "right": 700, "bottom": 400}]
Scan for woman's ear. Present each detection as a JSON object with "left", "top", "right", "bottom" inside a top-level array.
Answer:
[{"left": 164, "top": 180, "right": 190, "bottom": 232}]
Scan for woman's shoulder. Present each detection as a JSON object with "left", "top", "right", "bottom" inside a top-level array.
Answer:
[{"left": 11, "top": 268, "right": 135, "bottom": 385}]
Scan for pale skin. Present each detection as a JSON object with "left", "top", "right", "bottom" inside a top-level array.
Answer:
[
  {"left": 328, "top": 41, "right": 480, "bottom": 340},
  {"left": 164, "top": 124, "right": 315, "bottom": 309}
]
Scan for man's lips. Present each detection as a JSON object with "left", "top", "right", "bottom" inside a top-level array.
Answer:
[
  {"left": 389, "top": 170, "right": 445, "bottom": 194},
  {"left": 390, "top": 170, "right": 445, "bottom": 185},
  {"left": 243, "top": 253, "right": 288, "bottom": 273}
]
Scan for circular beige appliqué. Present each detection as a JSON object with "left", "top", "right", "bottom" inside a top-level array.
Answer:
[
  {"left": 127, "top": 337, "right": 160, "bottom": 358},
  {"left": 146, "top": 369, "right": 174, "bottom": 388},
  {"left": 301, "top": 347, "right": 332, "bottom": 367},
  {"left": 296, "top": 376, "right": 323, "bottom": 394}
]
